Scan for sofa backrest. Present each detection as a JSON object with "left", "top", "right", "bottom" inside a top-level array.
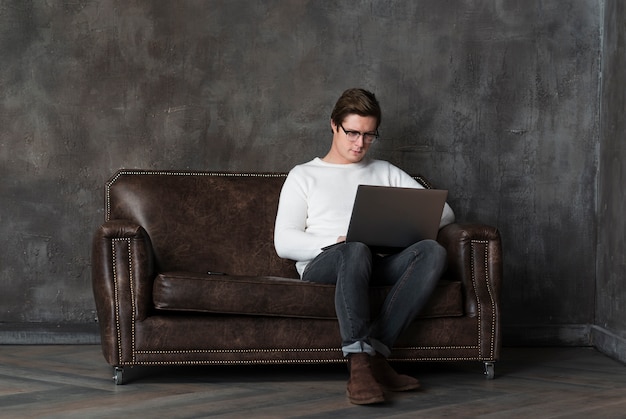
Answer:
[{"left": 105, "top": 170, "right": 298, "bottom": 278}]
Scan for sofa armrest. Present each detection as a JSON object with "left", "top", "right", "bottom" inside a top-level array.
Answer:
[
  {"left": 437, "top": 223, "right": 502, "bottom": 318},
  {"left": 91, "top": 219, "right": 155, "bottom": 365}
]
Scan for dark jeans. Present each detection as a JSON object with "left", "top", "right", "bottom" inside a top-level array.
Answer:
[{"left": 302, "top": 240, "right": 446, "bottom": 357}]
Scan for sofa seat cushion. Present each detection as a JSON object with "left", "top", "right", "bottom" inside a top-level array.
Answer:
[{"left": 153, "top": 272, "right": 464, "bottom": 320}]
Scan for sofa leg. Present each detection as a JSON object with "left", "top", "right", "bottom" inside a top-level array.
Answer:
[
  {"left": 113, "top": 366, "right": 125, "bottom": 385},
  {"left": 483, "top": 362, "right": 495, "bottom": 379}
]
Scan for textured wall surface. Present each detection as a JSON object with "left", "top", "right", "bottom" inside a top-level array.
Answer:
[
  {"left": 595, "top": 0, "right": 626, "bottom": 361},
  {"left": 0, "top": 1, "right": 608, "bottom": 344}
]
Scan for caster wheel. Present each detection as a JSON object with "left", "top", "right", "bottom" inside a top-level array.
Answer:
[
  {"left": 484, "top": 362, "right": 495, "bottom": 379},
  {"left": 113, "top": 367, "right": 124, "bottom": 385}
]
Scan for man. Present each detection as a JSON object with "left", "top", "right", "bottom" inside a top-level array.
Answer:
[{"left": 274, "top": 88, "right": 455, "bottom": 405}]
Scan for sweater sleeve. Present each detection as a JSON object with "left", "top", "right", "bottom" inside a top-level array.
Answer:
[
  {"left": 439, "top": 203, "right": 455, "bottom": 228},
  {"left": 273, "top": 171, "right": 336, "bottom": 263}
]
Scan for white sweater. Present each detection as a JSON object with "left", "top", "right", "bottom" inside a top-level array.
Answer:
[{"left": 274, "top": 157, "right": 455, "bottom": 276}]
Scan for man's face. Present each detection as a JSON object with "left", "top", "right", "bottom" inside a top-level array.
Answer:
[{"left": 328, "top": 114, "right": 378, "bottom": 164}]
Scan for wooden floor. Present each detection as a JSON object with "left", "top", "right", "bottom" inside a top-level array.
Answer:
[{"left": 0, "top": 345, "right": 625, "bottom": 418}]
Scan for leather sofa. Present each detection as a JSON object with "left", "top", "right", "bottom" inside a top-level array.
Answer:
[{"left": 92, "top": 170, "right": 502, "bottom": 384}]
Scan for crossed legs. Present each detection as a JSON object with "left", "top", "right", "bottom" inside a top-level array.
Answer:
[{"left": 302, "top": 240, "right": 447, "bottom": 404}]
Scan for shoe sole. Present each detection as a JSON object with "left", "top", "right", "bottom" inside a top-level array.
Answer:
[{"left": 346, "top": 390, "right": 385, "bottom": 405}]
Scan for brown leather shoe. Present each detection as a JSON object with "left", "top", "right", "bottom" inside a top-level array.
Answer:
[
  {"left": 346, "top": 353, "right": 385, "bottom": 405},
  {"left": 371, "top": 354, "right": 420, "bottom": 391}
]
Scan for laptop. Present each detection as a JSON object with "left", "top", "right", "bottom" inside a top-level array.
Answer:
[{"left": 344, "top": 185, "right": 448, "bottom": 250}]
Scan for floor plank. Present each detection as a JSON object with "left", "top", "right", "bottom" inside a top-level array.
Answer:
[{"left": 0, "top": 346, "right": 625, "bottom": 418}]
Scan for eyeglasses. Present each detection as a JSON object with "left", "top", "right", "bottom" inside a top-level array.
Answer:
[{"left": 339, "top": 124, "right": 378, "bottom": 144}]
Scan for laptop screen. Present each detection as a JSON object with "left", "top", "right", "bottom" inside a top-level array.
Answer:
[{"left": 345, "top": 185, "right": 447, "bottom": 249}]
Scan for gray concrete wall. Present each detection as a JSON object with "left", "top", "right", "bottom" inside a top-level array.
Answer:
[
  {"left": 0, "top": 1, "right": 608, "bottom": 346},
  {"left": 595, "top": 0, "right": 626, "bottom": 363}
]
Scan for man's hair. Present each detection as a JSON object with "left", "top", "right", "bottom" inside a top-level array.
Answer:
[{"left": 330, "top": 88, "right": 381, "bottom": 129}]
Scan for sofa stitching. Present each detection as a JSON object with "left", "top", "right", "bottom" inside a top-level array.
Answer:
[
  {"left": 130, "top": 351, "right": 486, "bottom": 364},
  {"left": 134, "top": 345, "right": 480, "bottom": 355},
  {"left": 481, "top": 240, "right": 497, "bottom": 360},
  {"left": 123, "top": 355, "right": 486, "bottom": 366},
  {"left": 111, "top": 239, "right": 122, "bottom": 364},
  {"left": 104, "top": 357, "right": 486, "bottom": 366},
  {"left": 470, "top": 239, "right": 497, "bottom": 361},
  {"left": 127, "top": 239, "right": 136, "bottom": 365},
  {"left": 137, "top": 348, "right": 343, "bottom": 354},
  {"left": 469, "top": 240, "right": 482, "bottom": 359},
  {"left": 112, "top": 171, "right": 288, "bottom": 178},
  {"left": 112, "top": 237, "right": 135, "bottom": 366},
  {"left": 127, "top": 359, "right": 348, "bottom": 366},
  {"left": 126, "top": 346, "right": 485, "bottom": 365}
]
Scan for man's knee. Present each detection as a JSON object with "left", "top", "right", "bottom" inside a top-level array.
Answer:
[
  {"left": 412, "top": 239, "right": 447, "bottom": 270},
  {"left": 428, "top": 240, "right": 447, "bottom": 274},
  {"left": 425, "top": 239, "right": 446, "bottom": 257}
]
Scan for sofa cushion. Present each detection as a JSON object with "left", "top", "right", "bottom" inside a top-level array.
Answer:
[{"left": 153, "top": 272, "right": 463, "bottom": 320}]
